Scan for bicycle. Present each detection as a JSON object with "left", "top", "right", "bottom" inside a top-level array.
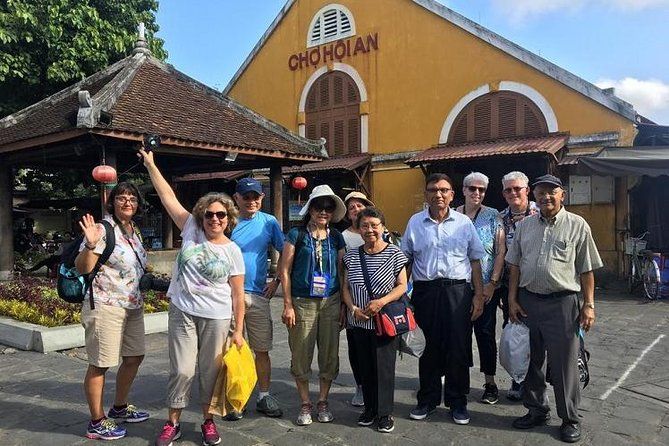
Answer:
[{"left": 626, "top": 231, "right": 661, "bottom": 300}]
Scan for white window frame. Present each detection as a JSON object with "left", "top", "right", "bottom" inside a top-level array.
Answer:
[{"left": 307, "top": 4, "right": 356, "bottom": 48}]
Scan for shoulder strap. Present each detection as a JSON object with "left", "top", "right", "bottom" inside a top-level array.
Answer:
[
  {"left": 358, "top": 246, "right": 376, "bottom": 300},
  {"left": 85, "top": 220, "right": 116, "bottom": 310},
  {"left": 295, "top": 228, "right": 307, "bottom": 251}
]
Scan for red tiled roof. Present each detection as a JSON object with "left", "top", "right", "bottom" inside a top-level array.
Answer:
[
  {"left": 172, "top": 170, "right": 248, "bottom": 183},
  {"left": 0, "top": 55, "right": 324, "bottom": 161},
  {"left": 283, "top": 154, "right": 370, "bottom": 174},
  {"left": 407, "top": 133, "right": 568, "bottom": 165}
]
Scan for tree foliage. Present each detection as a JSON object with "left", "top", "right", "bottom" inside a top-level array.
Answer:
[{"left": 0, "top": 0, "right": 167, "bottom": 117}]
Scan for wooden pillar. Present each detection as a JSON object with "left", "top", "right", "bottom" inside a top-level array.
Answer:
[
  {"left": 615, "top": 176, "right": 629, "bottom": 278},
  {"left": 269, "top": 165, "right": 283, "bottom": 275},
  {"left": 0, "top": 163, "right": 14, "bottom": 280},
  {"left": 162, "top": 208, "right": 173, "bottom": 249}
]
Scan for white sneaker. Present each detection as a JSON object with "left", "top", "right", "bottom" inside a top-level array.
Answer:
[{"left": 351, "top": 386, "right": 364, "bottom": 407}]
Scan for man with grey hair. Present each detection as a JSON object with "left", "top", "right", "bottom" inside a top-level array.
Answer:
[
  {"left": 456, "top": 172, "right": 506, "bottom": 405},
  {"left": 506, "top": 174, "right": 601, "bottom": 443},
  {"left": 499, "top": 171, "right": 539, "bottom": 401}
]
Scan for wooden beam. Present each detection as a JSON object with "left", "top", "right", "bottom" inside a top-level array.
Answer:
[{"left": 0, "top": 129, "right": 88, "bottom": 154}]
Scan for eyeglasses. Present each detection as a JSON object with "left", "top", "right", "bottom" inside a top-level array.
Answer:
[
  {"left": 115, "top": 196, "right": 138, "bottom": 205},
  {"left": 204, "top": 211, "right": 228, "bottom": 220},
  {"left": 503, "top": 186, "right": 526, "bottom": 195},
  {"left": 426, "top": 187, "right": 452, "bottom": 195},
  {"left": 467, "top": 186, "right": 487, "bottom": 193},
  {"left": 534, "top": 189, "right": 562, "bottom": 198},
  {"left": 360, "top": 222, "right": 383, "bottom": 230}
]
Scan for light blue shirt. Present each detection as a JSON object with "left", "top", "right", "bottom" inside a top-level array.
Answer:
[
  {"left": 402, "top": 208, "right": 485, "bottom": 282},
  {"left": 231, "top": 212, "right": 284, "bottom": 294}
]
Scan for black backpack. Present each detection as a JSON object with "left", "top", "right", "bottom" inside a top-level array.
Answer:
[{"left": 56, "top": 220, "right": 115, "bottom": 309}]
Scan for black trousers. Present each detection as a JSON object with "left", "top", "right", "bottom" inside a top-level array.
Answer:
[
  {"left": 412, "top": 281, "right": 473, "bottom": 408},
  {"left": 473, "top": 286, "right": 504, "bottom": 376},
  {"left": 346, "top": 328, "right": 363, "bottom": 385},
  {"left": 350, "top": 327, "right": 398, "bottom": 417},
  {"left": 519, "top": 289, "right": 581, "bottom": 424}
]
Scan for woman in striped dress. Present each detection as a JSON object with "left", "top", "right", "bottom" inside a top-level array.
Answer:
[{"left": 341, "top": 207, "right": 408, "bottom": 434}]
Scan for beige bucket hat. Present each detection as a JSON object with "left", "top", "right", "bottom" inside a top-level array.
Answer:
[{"left": 299, "top": 184, "right": 347, "bottom": 223}]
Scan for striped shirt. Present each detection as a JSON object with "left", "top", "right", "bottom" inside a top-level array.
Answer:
[
  {"left": 505, "top": 207, "right": 603, "bottom": 294},
  {"left": 343, "top": 244, "right": 408, "bottom": 330}
]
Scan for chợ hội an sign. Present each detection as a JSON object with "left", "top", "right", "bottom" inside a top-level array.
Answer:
[{"left": 288, "top": 33, "right": 379, "bottom": 71}]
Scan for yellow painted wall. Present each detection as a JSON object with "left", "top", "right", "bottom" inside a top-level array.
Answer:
[
  {"left": 370, "top": 165, "right": 425, "bottom": 231},
  {"left": 567, "top": 203, "right": 617, "bottom": 272},
  {"left": 228, "top": 0, "right": 636, "bottom": 150}
]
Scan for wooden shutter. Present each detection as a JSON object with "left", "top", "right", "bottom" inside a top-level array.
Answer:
[
  {"left": 305, "top": 72, "right": 361, "bottom": 156},
  {"left": 448, "top": 91, "right": 548, "bottom": 143}
]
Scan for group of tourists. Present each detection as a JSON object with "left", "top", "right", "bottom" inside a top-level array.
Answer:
[{"left": 75, "top": 146, "right": 601, "bottom": 445}]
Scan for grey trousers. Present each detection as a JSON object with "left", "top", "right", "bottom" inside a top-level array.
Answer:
[
  {"left": 519, "top": 288, "right": 580, "bottom": 424},
  {"left": 167, "top": 304, "right": 231, "bottom": 409}
]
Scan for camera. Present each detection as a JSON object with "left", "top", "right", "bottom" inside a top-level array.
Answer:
[
  {"left": 143, "top": 134, "right": 161, "bottom": 152},
  {"left": 139, "top": 273, "right": 170, "bottom": 293}
]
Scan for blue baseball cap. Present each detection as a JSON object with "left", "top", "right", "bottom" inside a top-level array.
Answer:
[
  {"left": 236, "top": 177, "right": 263, "bottom": 195},
  {"left": 532, "top": 174, "right": 563, "bottom": 188}
]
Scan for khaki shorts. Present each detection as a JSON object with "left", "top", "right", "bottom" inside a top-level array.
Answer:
[
  {"left": 81, "top": 301, "right": 145, "bottom": 368},
  {"left": 288, "top": 293, "right": 341, "bottom": 381},
  {"left": 244, "top": 292, "right": 273, "bottom": 352}
]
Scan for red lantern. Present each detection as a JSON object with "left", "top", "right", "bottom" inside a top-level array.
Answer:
[
  {"left": 92, "top": 165, "right": 117, "bottom": 184},
  {"left": 291, "top": 176, "right": 307, "bottom": 190}
]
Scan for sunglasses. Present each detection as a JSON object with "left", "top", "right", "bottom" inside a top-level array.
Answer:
[
  {"left": 467, "top": 186, "right": 487, "bottom": 193},
  {"left": 503, "top": 186, "right": 526, "bottom": 194},
  {"left": 312, "top": 199, "right": 336, "bottom": 213},
  {"left": 204, "top": 211, "right": 228, "bottom": 220}
]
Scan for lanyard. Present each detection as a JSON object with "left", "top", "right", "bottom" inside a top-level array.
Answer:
[
  {"left": 308, "top": 229, "right": 332, "bottom": 276},
  {"left": 470, "top": 206, "right": 482, "bottom": 224}
]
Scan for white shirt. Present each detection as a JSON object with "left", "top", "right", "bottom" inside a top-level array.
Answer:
[{"left": 168, "top": 216, "right": 245, "bottom": 319}]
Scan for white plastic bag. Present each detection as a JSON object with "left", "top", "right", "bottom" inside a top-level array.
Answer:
[
  {"left": 399, "top": 325, "right": 425, "bottom": 358},
  {"left": 499, "top": 322, "right": 530, "bottom": 383}
]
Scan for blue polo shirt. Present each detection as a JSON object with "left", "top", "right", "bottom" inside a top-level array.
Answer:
[
  {"left": 231, "top": 212, "right": 284, "bottom": 294},
  {"left": 402, "top": 208, "right": 485, "bottom": 282}
]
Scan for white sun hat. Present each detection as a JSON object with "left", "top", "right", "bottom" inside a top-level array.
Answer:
[{"left": 298, "top": 184, "right": 347, "bottom": 223}]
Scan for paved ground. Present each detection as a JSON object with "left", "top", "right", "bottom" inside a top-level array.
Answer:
[{"left": 1, "top": 283, "right": 668, "bottom": 446}]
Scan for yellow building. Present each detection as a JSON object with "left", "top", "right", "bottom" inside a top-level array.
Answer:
[{"left": 225, "top": 0, "right": 638, "bottom": 273}]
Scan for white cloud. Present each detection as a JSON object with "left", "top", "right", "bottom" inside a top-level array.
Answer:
[
  {"left": 596, "top": 77, "right": 669, "bottom": 124},
  {"left": 491, "top": 0, "right": 669, "bottom": 22}
]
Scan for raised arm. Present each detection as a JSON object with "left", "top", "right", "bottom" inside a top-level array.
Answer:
[{"left": 138, "top": 148, "right": 190, "bottom": 230}]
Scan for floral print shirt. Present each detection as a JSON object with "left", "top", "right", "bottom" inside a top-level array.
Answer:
[{"left": 82, "top": 216, "right": 147, "bottom": 309}]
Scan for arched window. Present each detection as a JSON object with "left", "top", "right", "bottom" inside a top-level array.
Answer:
[
  {"left": 305, "top": 71, "right": 361, "bottom": 156},
  {"left": 448, "top": 91, "right": 548, "bottom": 144},
  {"left": 307, "top": 4, "right": 355, "bottom": 48}
]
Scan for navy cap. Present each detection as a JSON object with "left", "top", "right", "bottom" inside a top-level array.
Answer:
[
  {"left": 236, "top": 177, "right": 263, "bottom": 195},
  {"left": 532, "top": 174, "right": 563, "bottom": 188}
]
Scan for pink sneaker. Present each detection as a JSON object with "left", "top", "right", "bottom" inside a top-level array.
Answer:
[
  {"left": 155, "top": 421, "right": 181, "bottom": 446},
  {"left": 201, "top": 419, "right": 221, "bottom": 445}
]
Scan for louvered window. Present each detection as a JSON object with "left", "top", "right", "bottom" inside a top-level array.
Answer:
[
  {"left": 448, "top": 91, "right": 548, "bottom": 144},
  {"left": 308, "top": 5, "right": 356, "bottom": 47},
  {"left": 305, "top": 71, "right": 361, "bottom": 156}
]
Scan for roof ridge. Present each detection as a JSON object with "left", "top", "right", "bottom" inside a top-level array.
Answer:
[
  {"left": 0, "top": 56, "right": 130, "bottom": 129},
  {"left": 78, "top": 53, "right": 147, "bottom": 128}
]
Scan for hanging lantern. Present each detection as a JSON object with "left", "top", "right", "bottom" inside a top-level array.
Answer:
[
  {"left": 291, "top": 176, "right": 307, "bottom": 205},
  {"left": 291, "top": 176, "right": 307, "bottom": 190},
  {"left": 92, "top": 165, "right": 117, "bottom": 184}
]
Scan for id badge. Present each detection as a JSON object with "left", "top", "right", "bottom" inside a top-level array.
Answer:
[{"left": 310, "top": 272, "right": 331, "bottom": 297}]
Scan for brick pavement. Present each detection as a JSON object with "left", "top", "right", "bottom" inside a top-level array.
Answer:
[{"left": 1, "top": 285, "right": 668, "bottom": 446}]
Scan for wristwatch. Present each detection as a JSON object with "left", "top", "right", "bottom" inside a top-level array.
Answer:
[
  {"left": 85, "top": 243, "right": 96, "bottom": 250},
  {"left": 584, "top": 302, "right": 595, "bottom": 309}
]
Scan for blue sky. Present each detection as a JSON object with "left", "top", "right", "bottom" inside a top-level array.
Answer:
[{"left": 155, "top": 0, "right": 669, "bottom": 123}]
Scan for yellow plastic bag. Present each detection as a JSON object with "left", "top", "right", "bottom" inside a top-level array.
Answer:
[{"left": 223, "top": 340, "right": 257, "bottom": 413}]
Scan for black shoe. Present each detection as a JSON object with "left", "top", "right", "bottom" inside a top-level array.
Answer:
[
  {"left": 409, "top": 404, "right": 435, "bottom": 420},
  {"left": 378, "top": 415, "right": 395, "bottom": 433},
  {"left": 560, "top": 422, "right": 581, "bottom": 443},
  {"left": 512, "top": 411, "right": 550, "bottom": 429},
  {"left": 357, "top": 410, "right": 376, "bottom": 426},
  {"left": 480, "top": 383, "right": 499, "bottom": 405}
]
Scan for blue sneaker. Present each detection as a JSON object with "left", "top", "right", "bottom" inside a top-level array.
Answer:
[
  {"left": 452, "top": 405, "right": 470, "bottom": 425},
  {"left": 108, "top": 404, "right": 150, "bottom": 423},
  {"left": 85, "top": 418, "right": 127, "bottom": 440}
]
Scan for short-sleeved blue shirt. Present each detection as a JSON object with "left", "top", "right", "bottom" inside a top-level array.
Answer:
[
  {"left": 286, "top": 227, "right": 345, "bottom": 298},
  {"left": 231, "top": 212, "right": 284, "bottom": 294}
]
